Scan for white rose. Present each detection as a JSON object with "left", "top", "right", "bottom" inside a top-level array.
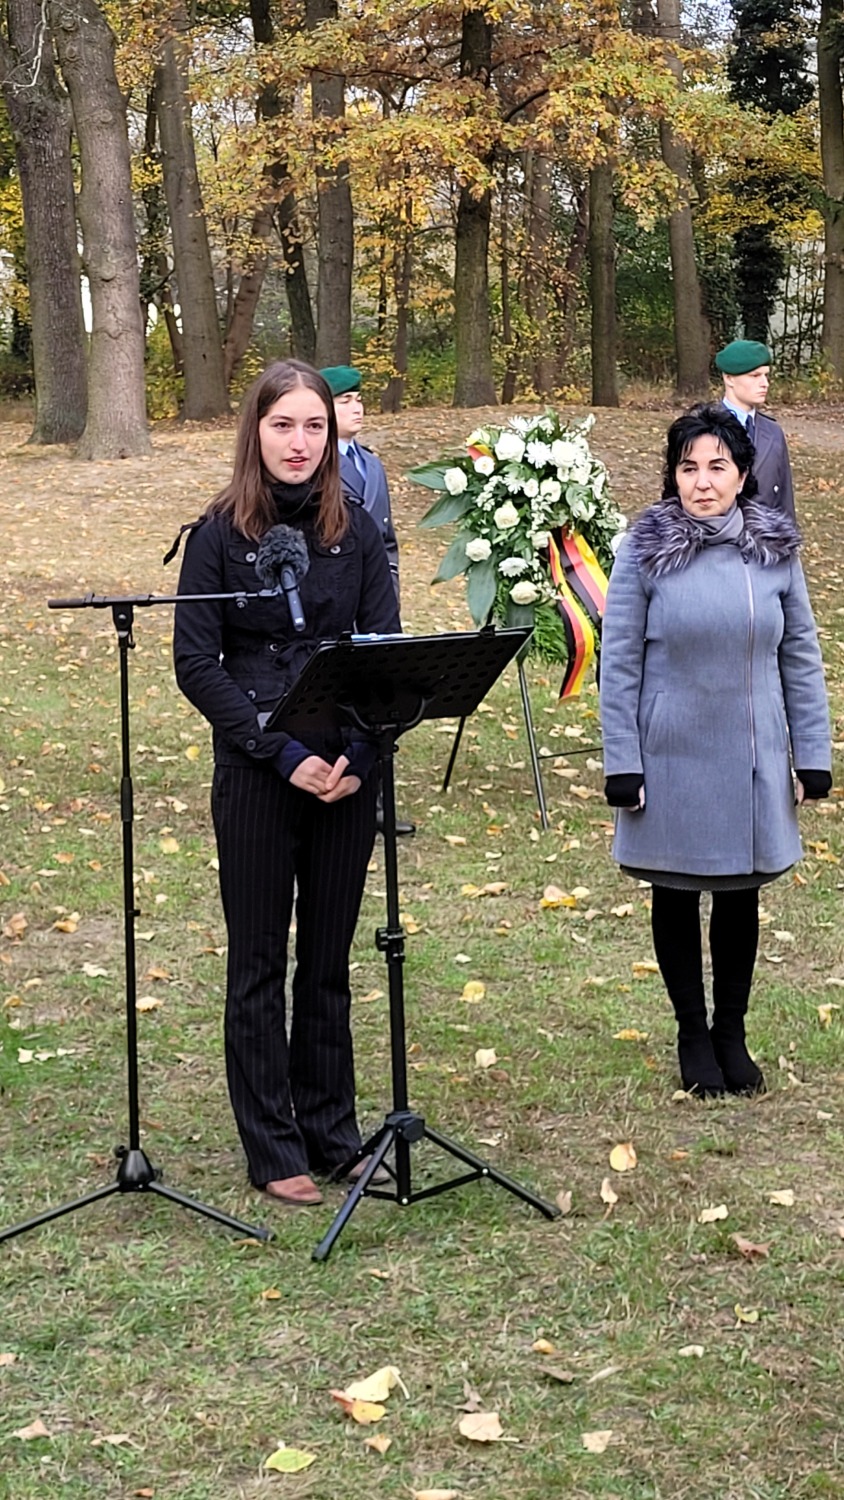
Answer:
[
  {"left": 510, "top": 580, "right": 539, "bottom": 605},
  {"left": 493, "top": 500, "right": 520, "bottom": 531},
  {"left": 525, "top": 440, "right": 552, "bottom": 467},
  {"left": 523, "top": 478, "right": 540, "bottom": 499},
  {"left": 539, "top": 478, "right": 562, "bottom": 502},
  {"left": 551, "top": 439, "right": 580, "bottom": 468},
  {"left": 474, "top": 455, "right": 495, "bottom": 476},
  {"left": 530, "top": 529, "right": 550, "bottom": 549},
  {"left": 494, "top": 431, "right": 526, "bottom": 463},
  {"left": 570, "top": 459, "right": 591, "bottom": 485},
  {"left": 499, "top": 556, "right": 528, "bottom": 577},
  {"left": 443, "top": 467, "right": 468, "bottom": 495},
  {"left": 465, "top": 537, "right": 492, "bottom": 562}
]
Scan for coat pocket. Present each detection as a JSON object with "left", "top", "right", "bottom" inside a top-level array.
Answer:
[{"left": 641, "top": 691, "right": 666, "bottom": 754}]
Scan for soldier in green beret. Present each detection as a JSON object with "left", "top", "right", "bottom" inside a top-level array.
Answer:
[
  {"left": 320, "top": 365, "right": 400, "bottom": 600},
  {"left": 714, "top": 340, "right": 796, "bottom": 520}
]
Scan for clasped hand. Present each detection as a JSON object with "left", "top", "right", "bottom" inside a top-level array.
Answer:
[{"left": 289, "top": 754, "right": 361, "bottom": 802}]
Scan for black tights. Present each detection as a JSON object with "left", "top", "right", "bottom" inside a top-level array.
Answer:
[{"left": 650, "top": 885, "right": 760, "bottom": 1003}]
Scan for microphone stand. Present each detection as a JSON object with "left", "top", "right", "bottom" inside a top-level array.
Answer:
[{"left": 0, "top": 589, "right": 280, "bottom": 1247}]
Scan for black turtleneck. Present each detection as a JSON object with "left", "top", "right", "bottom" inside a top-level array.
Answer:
[{"left": 268, "top": 480, "right": 318, "bottom": 523}]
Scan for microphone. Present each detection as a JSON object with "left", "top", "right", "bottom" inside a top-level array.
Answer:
[{"left": 255, "top": 524, "right": 310, "bottom": 634}]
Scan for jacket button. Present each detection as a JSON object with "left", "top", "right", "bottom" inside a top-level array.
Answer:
[
  {"left": 236, "top": 598, "right": 246, "bottom": 609},
  {"left": 330, "top": 544, "right": 341, "bottom": 554},
  {"left": 246, "top": 551, "right": 257, "bottom": 562},
  {"left": 269, "top": 642, "right": 277, "bottom": 652},
  {"left": 247, "top": 689, "right": 256, "bottom": 700},
  {"left": 773, "top": 485, "right": 779, "bottom": 492},
  {"left": 246, "top": 738, "right": 257, "bottom": 751}
]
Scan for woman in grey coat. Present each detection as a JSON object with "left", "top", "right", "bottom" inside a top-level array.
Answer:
[{"left": 600, "top": 405, "right": 831, "bottom": 1098}]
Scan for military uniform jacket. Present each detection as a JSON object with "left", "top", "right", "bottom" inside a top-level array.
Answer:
[
  {"left": 719, "top": 402, "right": 796, "bottom": 520},
  {"left": 340, "top": 445, "right": 400, "bottom": 602}
]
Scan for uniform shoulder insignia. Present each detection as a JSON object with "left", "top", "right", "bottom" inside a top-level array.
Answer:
[{"left": 163, "top": 514, "right": 207, "bottom": 566}]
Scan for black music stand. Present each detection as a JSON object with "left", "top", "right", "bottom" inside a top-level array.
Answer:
[
  {"left": 265, "top": 627, "right": 561, "bottom": 1261},
  {"left": 0, "top": 596, "right": 271, "bottom": 1246}
]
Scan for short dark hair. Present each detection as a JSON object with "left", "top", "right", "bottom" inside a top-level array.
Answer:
[
  {"left": 662, "top": 402, "right": 758, "bottom": 502},
  {"left": 209, "top": 360, "right": 347, "bottom": 544}
]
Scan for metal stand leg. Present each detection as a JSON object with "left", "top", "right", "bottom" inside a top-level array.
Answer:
[{"left": 518, "top": 659, "right": 549, "bottom": 830}]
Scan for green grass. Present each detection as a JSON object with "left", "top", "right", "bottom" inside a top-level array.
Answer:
[{"left": 1, "top": 405, "right": 843, "bottom": 1499}]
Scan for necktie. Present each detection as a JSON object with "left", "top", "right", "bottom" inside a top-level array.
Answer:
[
  {"left": 350, "top": 442, "right": 367, "bottom": 481},
  {"left": 746, "top": 413, "right": 755, "bottom": 446}
]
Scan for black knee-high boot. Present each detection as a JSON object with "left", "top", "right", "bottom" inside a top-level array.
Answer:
[
  {"left": 709, "top": 890, "right": 765, "bottom": 1096},
  {"left": 651, "top": 886, "right": 725, "bottom": 1097}
]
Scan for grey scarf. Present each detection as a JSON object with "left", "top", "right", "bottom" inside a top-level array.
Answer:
[{"left": 696, "top": 501, "right": 744, "bottom": 546}]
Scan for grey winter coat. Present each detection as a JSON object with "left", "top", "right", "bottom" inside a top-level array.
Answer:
[{"left": 600, "top": 498, "right": 831, "bottom": 878}]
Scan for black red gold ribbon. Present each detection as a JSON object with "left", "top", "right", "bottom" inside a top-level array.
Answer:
[{"left": 547, "top": 529, "right": 609, "bottom": 698}]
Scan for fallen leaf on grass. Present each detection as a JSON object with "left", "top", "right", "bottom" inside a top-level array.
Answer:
[
  {"left": 555, "top": 1189, "right": 573, "bottom": 1215},
  {"left": 768, "top": 1189, "right": 795, "bottom": 1207},
  {"left": 185, "top": 744, "right": 201, "bottom": 761},
  {"left": 412, "top": 1491, "right": 460, "bottom": 1500},
  {"left": 331, "top": 1391, "right": 387, "bottom": 1424},
  {"left": 0, "top": 1352, "right": 18, "bottom": 1366},
  {"left": 364, "top": 1434, "right": 393, "bottom": 1455},
  {"left": 540, "top": 1364, "right": 576, "bottom": 1384},
  {"left": 359, "top": 989, "right": 384, "bottom": 1004},
  {"left": 264, "top": 1445, "right": 316, "bottom": 1473},
  {"left": 13, "top": 1418, "right": 51, "bottom": 1440},
  {"left": 3, "top": 912, "right": 27, "bottom": 939},
  {"left": 631, "top": 960, "right": 659, "bottom": 976},
  {"left": 540, "top": 885, "right": 577, "bottom": 909},
  {"left": 609, "top": 1142, "right": 637, "bottom": 1173},
  {"left": 731, "top": 1234, "right": 770, "bottom": 1260},
  {"left": 734, "top": 1305, "right": 760, "bottom": 1325},
  {"left": 532, "top": 1338, "right": 556, "bottom": 1354},
  {"left": 461, "top": 981, "right": 486, "bottom": 1002},
  {"left": 444, "top": 834, "right": 466, "bottom": 846},
  {"left": 613, "top": 1028, "right": 649, "bottom": 1042},
  {"left": 458, "top": 1411, "right": 504, "bottom": 1442},
  {"left": 678, "top": 1345, "right": 705, "bottom": 1358},
  {"left": 818, "top": 1003, "right": 840, "bottom": 1027},
  {"left": 82, "top": 962, "right": 109, "bottom": 978},
  {"left": 260, "top": 1287, "right": 282, "bottom": 1301},
  {"left": 698, "top": 1204, "right": 729, "bottom": 1223},
  {"left": 600, "top": 1177, "right": 618, "bottom": 1206},
  {"left": 611, "top": 903, "right": 634, "bottom": 917},
  {"left": 346, "top": 1365, "right": 408, "bottom": 1401},
  {"left": 581, "top": 1429, "right": 614, "bottom": 1453},
  {"left": 474, "top": 1048, "right": 497, "bottom": 1069},
  {"left": 400, "top": 912, "right": 421, "bottom": 934},
  {"left": 53, "top": 914, "right": 80, "bottom": 933},
  {"left": 587, "top": 1363, "right": 622, "bottom": 1385},
  {"left": 91, "top": 1433, "right": 134, "bottom": 1447},
  {"left": 159, "top": 836, "right": 180, "bottom": 854},
  {"left": 136, "top": 996, "right": 163, "bottom": 1013}
]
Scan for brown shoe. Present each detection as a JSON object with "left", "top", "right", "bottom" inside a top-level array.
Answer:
[
  {"left": 347, "top": 1156, "right": 391, "bottom": 1187},
  {"left": 263, "top": 1174, "right": 324, "bottom": 1206}
]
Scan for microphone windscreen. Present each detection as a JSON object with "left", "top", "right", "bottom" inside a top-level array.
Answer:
[{"left": 255, "top": 525, "right": 311, "bottom": 588}]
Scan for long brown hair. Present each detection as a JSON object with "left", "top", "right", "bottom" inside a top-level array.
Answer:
[{"left": 209, "top": 360, "right": 348, "bottom": 544}]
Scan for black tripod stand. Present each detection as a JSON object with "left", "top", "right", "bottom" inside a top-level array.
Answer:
[
  {"left": 265, "top": 628, "right": 561, "bottom": 1262},
  {"left": 0, "top": 596, "right": 270, "bottom": 1245}
]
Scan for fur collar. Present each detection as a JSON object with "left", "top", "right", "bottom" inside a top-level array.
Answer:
[{"left": 629, "top": 497, "right": 801, "bottom": 578}]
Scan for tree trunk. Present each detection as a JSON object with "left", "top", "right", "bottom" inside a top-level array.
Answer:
[
  {"left": 819, "top": 0, "right": 844, "bottom": 377},
  {"left": 1, "top": 0, "right": 87, "bottom": 443},
  {"left": 49, "top": 0, "right": 149, "bottom": 458},
  {"left": 155, "top": 1, "right": 228, "bottom": 418},
  {"left": 453, "top": 8, "right": 497, "bottom": 407},
  {"left": 306, "top": 0, "right": 353, "bottom": 365},
  {"left": 555, "top": 179, "right": 588, "bottom": 379},
  {"left": 500, "top": 161, "right": 517, "bottom": 403},
  {"left": 524, "top": 150, "right": 555, "bottom": 396},
  {"left": 589, "top": 154, "right": 618, "bottom": 407},
  {"left": 224, "top": 0, "right": 315, "bottom": 379},
  {"left": 656, "top": 0, "right": 711, "bottom": 397},
  {"left": 381, "top": 194, "right": 412, "bottom": 413}
]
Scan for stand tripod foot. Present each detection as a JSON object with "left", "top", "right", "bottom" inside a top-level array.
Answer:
[
  {"left": 312, "top": 1114, "right": 559, "bottom": 1262},
  {"left": 0, "top": 1145, "right": 272, "bottom": 1245}
]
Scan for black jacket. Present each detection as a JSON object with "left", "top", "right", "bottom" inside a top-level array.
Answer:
[{"left": 173, "top": 501, "right": 400, "bottom": 775}]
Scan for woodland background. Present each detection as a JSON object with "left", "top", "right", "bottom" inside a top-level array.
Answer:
[{"left": 0, "top": 0, "right": 843, "bottom": 460}]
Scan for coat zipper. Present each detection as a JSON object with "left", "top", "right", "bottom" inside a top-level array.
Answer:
[{"left": 743, "top": 561, "right": 756, "bottom": 771}]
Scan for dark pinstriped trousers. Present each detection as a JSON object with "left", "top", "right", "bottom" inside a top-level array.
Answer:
[{"left": 211, "top": 763, "right": 377, "bottom": 1186}]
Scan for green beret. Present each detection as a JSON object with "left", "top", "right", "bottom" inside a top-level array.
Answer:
[
  {"left": 320, "top": 365, "right": 362, "bottom": 397},
  {"left": 714, "top": 340, "right": 772, "bottom": 375}
]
